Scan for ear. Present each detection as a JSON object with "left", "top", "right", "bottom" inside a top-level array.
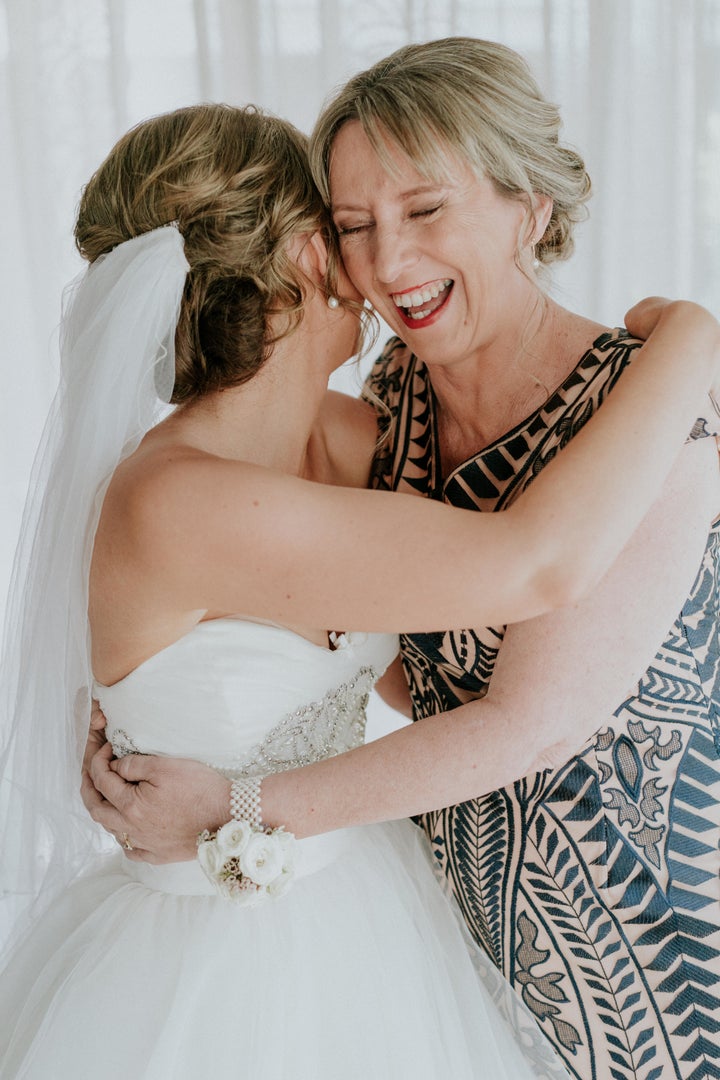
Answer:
[
  {"left": 290, "top": 230, "right": 329, "bottom": 286},
  {"left": 530, "top": 193, "right": 553, "bottom": 244}
]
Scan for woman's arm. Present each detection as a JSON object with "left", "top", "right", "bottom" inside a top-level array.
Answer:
[
  {"left": 88, "top": 423, "right": 719, "bottom": 855},
  {"left": 307, "top": 389, "right": 379, "bottom": 488},
  {"left": 372, "top": 656, "right": 413, "bottom": 718},
  {"left": 135, "top": 300, "right": 718, "bottom": 634},
  {"left": 257, "top": 435, "right": 719, "bottom": 834}
]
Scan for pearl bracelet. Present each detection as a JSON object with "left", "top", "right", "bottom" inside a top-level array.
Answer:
[{"left": 230, "top": 777, "right": 263, "bottom": 829}]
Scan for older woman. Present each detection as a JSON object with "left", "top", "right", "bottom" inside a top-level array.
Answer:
[
  {"left": 84, "top": 40, "right": 719, "bottom": 1079},
  {"left": 308, "top": 39, "right": 720, "bottom": 1078}
]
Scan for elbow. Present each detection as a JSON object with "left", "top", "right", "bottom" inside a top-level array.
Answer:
[
  {"left": 558, "top": 566, "right": 602, "bottom": 608},
  {"left": 532, "top": 557, "right": 602, "bottom": 615},
  {"left": 530, "top": 735, "right": 584, "bottom": 775},
  {"left": 529, "top": 744, "right": 572, "bottom": 775}
]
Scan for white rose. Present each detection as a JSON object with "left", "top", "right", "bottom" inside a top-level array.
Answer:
[
  {"left": 197, "top": 838, "right": 224, "bottom": 878},
  {"left": 270, "top": 830, "right": 295, "bottom": 887},
  {"left": 216, "top": 820, "right": 253, "bottom": 858},
  {"left": 275, "top": 831, "right": 296, "bottom": 868},
  {"left": 239, "top": 832, "right": 284, "bottom": 886},
  {"left": 266, "top": 866, "right": 294, "bottom": 897},
  {"left": 274, "top": 828, "right": 295, "bottom": 852}
]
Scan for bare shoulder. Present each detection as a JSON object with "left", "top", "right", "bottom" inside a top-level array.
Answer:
[
  {"left": 307, "top": 389, "right": 379, "bottom": 488},
  {"left": 105, "top": 444, "right": 264, "bottom": 534}
]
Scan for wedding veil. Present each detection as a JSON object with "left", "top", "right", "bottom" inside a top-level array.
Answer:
[{"left": 0, "top": 226, "right": 189, "bottom": 958}]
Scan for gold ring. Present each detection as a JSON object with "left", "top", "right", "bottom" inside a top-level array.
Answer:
[{"left": 121, "top": 832, "right": 134, "bottom": 851}]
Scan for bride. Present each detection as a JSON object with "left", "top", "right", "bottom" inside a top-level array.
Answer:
[{"left": 0, "top": 102, "right": 717, "bottom": 1079}]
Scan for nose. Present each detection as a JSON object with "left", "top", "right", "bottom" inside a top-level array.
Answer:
[{"left": 372, "top": 223, "right": 419, "bottom": 287}]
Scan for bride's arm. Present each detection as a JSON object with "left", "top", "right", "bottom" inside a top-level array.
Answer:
[
  {"left": 89, "top": 426, "right": 718, "bottom": 855},
  {"left": 87, "top": 425, "right": 716, "bottom": 855},
  {"left": 132, "top": 300, "right": 718, "bottom": 634},
  {"left": 84, "top": 302, "right": 720, "bottom": 858}
]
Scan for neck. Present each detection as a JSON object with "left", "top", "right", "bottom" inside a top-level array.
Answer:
[
  {"left": 429, "top": 300, "right": 604, "bottom": 462},
  {"left": 159, "top": 331, "right": 331, "bottom": 477}
]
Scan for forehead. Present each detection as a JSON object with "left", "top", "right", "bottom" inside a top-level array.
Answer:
[{"left": 328, "top": 120, "right": 468, "bottom": 205}]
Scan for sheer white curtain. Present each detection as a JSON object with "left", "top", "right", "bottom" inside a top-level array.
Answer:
[{"left": 1, "top": 0, "right": 719, "bottom": 622}]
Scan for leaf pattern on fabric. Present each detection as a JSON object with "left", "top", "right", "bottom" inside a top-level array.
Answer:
[{"left": 364, "top": 331, "right": 720, "bottom": 1079}]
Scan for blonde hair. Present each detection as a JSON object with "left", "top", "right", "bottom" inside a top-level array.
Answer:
[
  {"left": 76, "top": 103, "right": 339, "bottom": 403},
  {"left": 310, "top": 37, "right": 591, "bottom": 263}
]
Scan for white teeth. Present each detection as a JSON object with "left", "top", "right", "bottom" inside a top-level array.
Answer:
[{"left": 393, "top": 279, "right": 452, "bottom": 309}]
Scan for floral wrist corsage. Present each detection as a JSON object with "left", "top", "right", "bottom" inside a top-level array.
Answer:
[
  {"left": 197, "top": 820, "right": 296, "bottom": 903},
  {"left": 197, "top": 778, "right": 295, "bottom": 904}
]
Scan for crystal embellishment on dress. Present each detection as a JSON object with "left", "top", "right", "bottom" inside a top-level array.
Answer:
[
  {"left": 110, "top": 728, "right": 143, "bottom": 758},
  {"left": 330, "top": 630, "right": 368, "bottom": 650},
  {"left": 211, "top": 666, "right": 378, "bottom": 779}
]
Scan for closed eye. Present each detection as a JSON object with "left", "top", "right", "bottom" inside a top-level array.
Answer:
[
  {"left": 336, "top": 202, "right": 444, "bottom": 236},
  {"left": 410, "top": 204, "right": 443, "bottom": 220},
  {"left": 335, "top": 222, "right": 372, "bottom": 237}
]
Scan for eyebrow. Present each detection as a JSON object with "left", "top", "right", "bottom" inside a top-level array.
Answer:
[{"left": 331, "top": 184, "right": 447, "bottom": 213}]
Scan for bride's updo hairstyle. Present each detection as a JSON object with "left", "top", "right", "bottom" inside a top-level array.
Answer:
[
  {"left": 310, "top": 37, "right": 591, "bottom": 264},
  {"left": 76, "top": 104, "right": 333, "bottom": 403}
]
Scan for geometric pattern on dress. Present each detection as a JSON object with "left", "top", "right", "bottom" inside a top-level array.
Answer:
[{"left": 364, "top": 331, "right": 720, "bottom": 1080}]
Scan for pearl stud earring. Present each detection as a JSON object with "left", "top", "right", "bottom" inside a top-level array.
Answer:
[{"left": 327, "top": 296, "right": 340, "bottom": 310}]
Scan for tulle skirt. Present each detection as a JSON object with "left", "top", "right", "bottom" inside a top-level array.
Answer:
[{"left": 0, "top": 820, "right": 564, "bottom": 1079}]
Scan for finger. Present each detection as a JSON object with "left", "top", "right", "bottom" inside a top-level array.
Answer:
[
  {"left": 121, "top": 847, "right": 146, "bottom": 862},
  {"left": 110, "top": 754, "right": 157, "bottom": 784},
  {"left": 121, "top": 847, "right": 165, "bottom": 864},
  {"left": 82, "top": 727, "right": 107, "bottom": 773},
  {"left": 124, "top": 845, "right": 196, "bottom": 866},
  {"left": 90, "top": 699, "right": 108, "bottom": 730},
  {"left": 86, "top": 798, "right": 130, "bottom": 838},
  {"left": 92, "top": 767, "right": 136, "bottom": 812},
  {"left": 89, "top": 740, "right": 114, "bottom": 774},
  {"left": 624, "top": 296, "right": 670, "bottom": 339},
  {"left": 80, "top": 768, "right": 106, "bottom": 815},
  {"left": 90, "top": 745, "right": 138, "bottom": 811}
]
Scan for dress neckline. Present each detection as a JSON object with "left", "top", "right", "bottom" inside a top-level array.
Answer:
[
  {"left": 94, "top": 617, "right": 364, "bottom": 692},
  {"left": 435, "top": 328, "right": 630, "bottom": 491}
]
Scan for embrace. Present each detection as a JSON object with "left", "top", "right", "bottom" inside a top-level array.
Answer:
[{"left": 1, "top": 37, "right": 719, "bottom": 1080}]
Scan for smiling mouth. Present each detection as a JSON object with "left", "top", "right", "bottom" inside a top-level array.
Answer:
[{"left": 390, "top": 279, "right": 453, "bottom": 323}]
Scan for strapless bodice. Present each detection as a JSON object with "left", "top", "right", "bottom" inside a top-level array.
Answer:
[
  {"left": 93, "top": 620, "right": 398, "bottom": 894},
  {"left": 95, "top": 619, "right": 398, "bottom": 775}
]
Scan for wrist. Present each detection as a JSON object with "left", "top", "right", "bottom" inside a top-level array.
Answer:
[
  {"left": 196, "top": 774, "right": 297, "bottom": 904},
  {"left": 254, "top": 772, "right": 287, "bottom": 832},
  {"left": 206, "top": 773, "right": 233, "bottom": 832}
]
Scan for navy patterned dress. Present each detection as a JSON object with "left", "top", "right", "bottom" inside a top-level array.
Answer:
[{"left": 365, "top": 329, "right": 720, "bottom": 1080}]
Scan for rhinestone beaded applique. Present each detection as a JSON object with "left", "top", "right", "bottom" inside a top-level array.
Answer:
[
  {"left": 107, "top": 666, "right": 378, "bottom": 775},
  {"left": 111, "top": 728, "right": 142, "bottom": 757},
  {"left": 213, "top": 666, "right": 377, "bottom": 779}
]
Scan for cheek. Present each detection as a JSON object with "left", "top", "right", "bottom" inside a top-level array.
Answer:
[
  {"left": 339, "top": 243, "right": 373, "bottom": 295},
  {"left": 337, "top": 264, "right": 363, "bottom": 305}
]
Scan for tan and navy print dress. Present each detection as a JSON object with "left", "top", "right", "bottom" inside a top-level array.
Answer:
[{"left": 364, "top": 329, "right": 720, "bottom": 1080}]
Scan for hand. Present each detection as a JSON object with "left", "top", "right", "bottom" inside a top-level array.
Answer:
[
  {"left": 79, "top": 700, "right": 110, "bottom": 828},
  {"left": 87, "top": 745, "right": 231, "bottom": 863},
  {"left": 624, "top": 296, "right": 673, "bottom": 340},
  {"left": 625, "top": 297, "right": 720, "bottom": 405}
]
